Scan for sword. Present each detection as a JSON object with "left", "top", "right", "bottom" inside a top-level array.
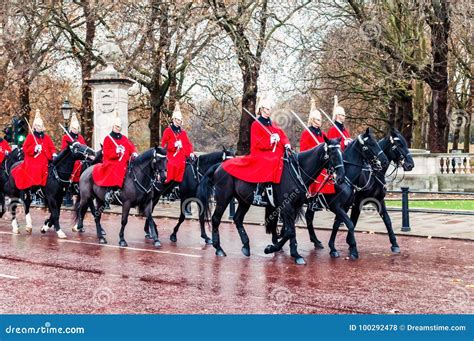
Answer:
[
  {"left": 23, "top": 117, "right": 41, "bottom": 158},
  {"left": 289, "top": 110, "right": 321, "bottom": 146},
  {"left": 319, "top": 108, "right": 349, "bottom": 142},
  {"left": 59, "top": 123, "right": 75, "bottom": 144},
  {"left": 243, "top": 107, "right": 277, "bottom": 152}
]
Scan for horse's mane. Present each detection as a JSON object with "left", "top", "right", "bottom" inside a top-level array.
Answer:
[
  {"left": 197, "top": 150, "right": 225, "bottom": 169},
  {"left": 134, "top": 147, "right": 167, "bottom": 166}
]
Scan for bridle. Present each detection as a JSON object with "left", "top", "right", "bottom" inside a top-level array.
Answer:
[{"left": 132, "top": 149, "right": 167, "bottom": 194}]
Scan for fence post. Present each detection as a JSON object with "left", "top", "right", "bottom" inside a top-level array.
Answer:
[
  {"left": 401, "top": 186, "right": 411, "bottom": 232},
  {"left": 228, "top": 197, "right": 236, "bottom": 219}
]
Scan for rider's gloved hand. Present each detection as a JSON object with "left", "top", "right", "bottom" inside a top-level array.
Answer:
[
  {"left": 270, "top": 134, "right": 280, "bottom": 144},
  {"left": 131, "top": 152, "right": 138, "bottom": 160},
  {"left": 52, "top": 153, "right": 58, "bottom": 161},
  {"left": 116, "top": 145, "right": 125, "bottom": 154},
  {"left": 34, "top": 144, "right": 42, "bottom": 153},
  {"left": 190, "top": 152, "right": 196, "bottom": 159},
  {"left": 284, "top": 144, "right": 291, "bottom": 150},
  {"left": 344, "top": 138, "right": 353, "bottom": 146}
]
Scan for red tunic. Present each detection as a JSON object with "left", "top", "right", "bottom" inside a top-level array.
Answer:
[
  {"left": 161, "top": 126, "right": 193, "bottom": 183},
  {"left": 0, "top": 139, "right": 12, "bottom": 164},
  {"left": 299, "top": 129, "right": 335, "bottom": 195},
  {"left": 327, "top": 124, "right": 351, "bottom": 151},
  {"left": 92, "top": 133, "right": 137, "bottom": 188},
  {"left": 223, "top": 119, "right": 290, "bottom": 183},
  {"left": 61, "top": 133, "right": 87, "bottom": 183},
  {"left": 11, "top": 133, "right": 56, "bottom": 189}
]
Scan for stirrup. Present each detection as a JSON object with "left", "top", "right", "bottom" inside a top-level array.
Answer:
[{"left": 265, "top": 185, "right": 275, "bottom": 207}]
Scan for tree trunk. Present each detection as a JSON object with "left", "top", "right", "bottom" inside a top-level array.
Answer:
[
  {"left": 79, "top": 0, "right": 96, "bottom": 144},
  {"left": 428, "top": 87, "right": 449, "bottom": 152},
  {"left": 237, "top": 66, "right": 258, "bottom": 155},
  {"left": 400, "top": 89, "right": 413, "bottom": 147},
  {"left": 18, "top": 76, "right": 31, "bottom": 120},
  {"left": 464, "top": 77, "right": 473, "bottom": 152},
  {"left": 149, "top": 88, "right": 164, "bottom": 147},
  {"left": 412, "top": 80, "right": 425, "bottom": 149}
]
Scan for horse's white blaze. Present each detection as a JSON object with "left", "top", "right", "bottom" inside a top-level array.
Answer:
[
  {"left": 25, "top": 213, "right": 32, "bottom": 228},
  {"left": 56, "top": 229, "right": 67, "bottom": 239},
  {"left": 11, "top": 219, "right": 19, "bottom": 234}
]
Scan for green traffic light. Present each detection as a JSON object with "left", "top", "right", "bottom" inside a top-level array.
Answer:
[{"left": 18, "top": 135, "right": 25, "bottom": 142}]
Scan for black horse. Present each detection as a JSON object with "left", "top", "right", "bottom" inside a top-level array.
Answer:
[
  {"left": 42, "top": 149, "right": 103, "bottom": 234},
  {"left": 301, "top": 128, "right": 389, "bottom": 259},
  {"left": 143, "top": 147, "right": 235, "bottom": 244},
  {"left": 0, "top": 148, "right": 24, "bottom": 218},
  {"left": 198, "top": 136, "right": 345, "bottom": 265},
  {"left": 5, "top": 141, "right": 95, "bottom": 237},
  {"left": 336, "top": 128, "right": 414, "bottom": 253},
  {"left": 73, "top": 146, "right": 167, "bottom": 247}
]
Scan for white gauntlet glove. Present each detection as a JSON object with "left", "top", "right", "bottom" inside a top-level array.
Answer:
[
  {"left": 344, "top": 138, "right": 353, "bottom": 146},
  {"left": 34, "top": 145, "right": 42, "bottom": 153},
  {"left": 174, "top": 140, "right": 183, "bottom": 148},
  {"left": 270, "top": 134, "right": 280, "bottom": 144},
  {"left": 284, "top": 144, "right": 291, "bottom": 150},
  {"left": 116, "top": 145, "right": 125, "bottom": 154}
]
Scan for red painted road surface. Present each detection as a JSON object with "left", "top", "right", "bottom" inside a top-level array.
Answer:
[{"left": 0, "top": 207, "right": 472, "bottom": 314}]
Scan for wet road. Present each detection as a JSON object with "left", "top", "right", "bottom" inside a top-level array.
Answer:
[{"left": 0, "top": 207, "right": 472, "bottom": 314}]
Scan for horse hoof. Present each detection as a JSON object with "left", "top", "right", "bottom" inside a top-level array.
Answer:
[
  {"left": 41, "top": 225, "right": 49, "bottom": 233},
  {"left": 170, "top": 234, "right": 177, "bottom": 243},
  {"left": 215, "top": 249, "right": 227, "bottom": 257},
  {"left": 314, "top": 242, "right": 324, "bottom": 249},
  {"left": 57, "top": 230, "right": 67, "bottom": 239},
  {"left": 119, "top": 240, "right": 128, "bottom": 247},
  {"left": 391, "top": 246, "right": 401, "bottom": 253},
  {"left": 330, "top": 251, "right": 340, "bottom": 258},
  {"left": 12, "top": 227, "right": 20, "bottom": 234},
  {"left": 78, "top": 227, "right": 86, "bottom": 233},
  {"left": 72, "top": 225, "right": 78, "bottom": 232},
  {"left": 145, "top": 233, "right": 153, "bottom": 240},
  {"left": 264, "top": 245, "right": 275, "bottom": 254},
  {"left": 205, "top": 238, "right": 213, "bottom": 245},
  {"left": 350, "top": 252, "right": 359, "bottom": 260},
  {"left": 241, "top": 247, "right": 251, "bottom": 257},
  {"left": 99, "top": 237, "right": 107, "bottom": 244},
  {"left": 154, "top": 240, "right": 162, "bottom": 248},
  {"left": 25, "top": 226, "right": 32, "bottom": 234},
  {"left": 295, "top": 257, "right": 306, "bottom": 265}
]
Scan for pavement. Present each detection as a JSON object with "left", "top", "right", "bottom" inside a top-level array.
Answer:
[{"left": 0, "top": 208, "right": 473, "bottom": 314}]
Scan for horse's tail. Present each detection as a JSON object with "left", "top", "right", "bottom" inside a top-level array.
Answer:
[{"left": 197, "top": 163, "right": 219, "bottom": 224}]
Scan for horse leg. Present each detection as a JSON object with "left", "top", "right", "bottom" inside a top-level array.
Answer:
[
  {"left": 288, "top": 215, "right": 306, "bottom": 265},
  {"left": 233, "top": 200, "right": 251, "bottom": 257},
  {"left": 143, "top": 201, "right": 161, "bottom": 248},
  {"left": 265, "top": 206, "right": 279, "bottom": 245},
  {"left": 24, "top": 193, "right": 33, "bottom": 234},
  {"left": 379, "top": 201, "right": 400, "bottom": 253},
  {"left": 305, "top": 207, "right": 324, "bottom": 249},
  {"left": 118, "top": 201, "right": 132, "bottom": 247},
  {"left": 337, "top": 208, "right": 358, "bottom": 260},
  {"left": 51, "top": 199, "right": 67, "bottom": 239},
  {"left": 328, "top": 214, "right": 342, "bottom": 258},
  {"left": 212, "top": 199, "right": 232, "bottom": 257},
  {"left": 198, "top": 201, "right": 212, "bottom": 245},
  {"left": 93, "top": 198, "right": 107, "bottom": 244},
  {"left": 170, "top": 199, "right": 187, "bottom": 243},
  {"left": 11, "top": 197, "right": 19, "bottom": 234},
  {"left": 264, "top": 210, "right": 293, "bottom": 255}
]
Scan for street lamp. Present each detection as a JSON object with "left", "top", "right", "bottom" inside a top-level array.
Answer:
[{"left": 60, "top": 98, "right": 73, "bottom": 127}]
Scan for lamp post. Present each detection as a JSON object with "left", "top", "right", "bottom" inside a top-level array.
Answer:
[
  {"left": 61, "top": 98, "right": 74, "bottom": 207},
  {"left": 61, "top": 98, "right": 73, "bottom": 128}
]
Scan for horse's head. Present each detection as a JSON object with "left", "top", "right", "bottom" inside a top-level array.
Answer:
[
  {"left": 323, "top": 136, "right": 345, "bottom": 185},
  {"left": 152, "top": 146, "right": 167, "bottom": 184},
  {"left": 356, "top": 128, "right": 388, "bottom": 171},
  {"left": 222, "top": 146, "right": 235, "bottom": 160},
  {"left": 68, "top": 141, "right": 96, "bottom": 161},
  {"left": 385, "top": 128, "right": 414, "bottom": 171}
]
